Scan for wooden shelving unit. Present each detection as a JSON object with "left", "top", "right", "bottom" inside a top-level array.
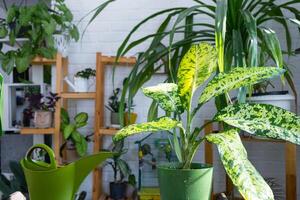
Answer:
[
  {"left": 204, "top": 121, "right": 297, "bottom": 200},
  {"left": 60, "top": 92, "right": 96, "bottom": 99},
  {"left": 92, "top": 53, "right": 136, "bottom": 200},
  {"left": 18, "top": 54, "right": 65, "bottom": 160}
]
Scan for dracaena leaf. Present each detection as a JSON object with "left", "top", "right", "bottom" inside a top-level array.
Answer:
[
  {"left": 214, "top": 103, "right": 300, "bottom": 144},
  {"left": 177, "top": 42, "right": 217, "bottom": 109},
  {"left": 113, "top": 117, "right": 183, "bottom": 142},
  {"left": 199, "top": 67, "right": 285, "bottom": 104},
  {"left": 142, "top": 83, "right": 183, "bottom": 113},
  {"left": 206, "top": 129, "right": 274, "bottom": 200}
]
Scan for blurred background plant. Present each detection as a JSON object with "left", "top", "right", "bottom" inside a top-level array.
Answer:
[{"left": 0, "top": 0, "right": 79, "bottom": 74}]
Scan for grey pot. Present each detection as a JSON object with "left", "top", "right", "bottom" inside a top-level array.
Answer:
[{"left": 111, "top": 112, "right": 120, "bottom": 126}]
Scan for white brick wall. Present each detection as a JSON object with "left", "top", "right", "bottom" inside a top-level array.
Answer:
[{"left": 62, "top": 1, "right": 300, "bottom": 199}]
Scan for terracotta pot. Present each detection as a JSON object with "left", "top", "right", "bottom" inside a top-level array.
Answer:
[
  {"left": 124, "top": 112, "right": 137, "bottom": 126},
  {"left": 34, "top": 111, "right": 53, "bottom": 128}
]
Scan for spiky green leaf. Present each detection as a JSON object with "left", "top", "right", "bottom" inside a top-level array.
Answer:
[
  {"left": 113, "top": 117, "right": 183, "bottom": 142},
  {"left": 214, "top": 103, "right": 300, "bottom": 144},
  {"left": 177, "top": 43, "right": 217, "bottom": 109},
  {"left": 206, "top": 129, "right": 274, "bottom": 200},
  {"left": 199, "top": 67, "right": 285, "bottom": 104},
  {"left": 142, "top": 83, "right": 183, "bottom": 113}
]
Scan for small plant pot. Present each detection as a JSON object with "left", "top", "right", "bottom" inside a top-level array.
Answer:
[
  {"left": 111, "top": 112, "right": 121, "bottom": 127},
  {"left": 157, "top": 163, "right": 213, "bottom": 200},
  {"left": 124, "top": 112, "right": 137, "bottom": 126},
  {"left": 110, "top": 182, "right": 127, "bottom": 199},
  {"left": 34, "top": 111, "right": 53, "bottom": 128},
  {"left": 65, "top": 142, "right": 80, "bottom": 163}
]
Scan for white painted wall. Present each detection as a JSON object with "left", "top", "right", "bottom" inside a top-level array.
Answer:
[{"left": 61, "top": 0, "right": 300, "bottom": 199}]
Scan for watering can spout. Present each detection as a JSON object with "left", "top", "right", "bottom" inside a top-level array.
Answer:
[
  {"left": 64, "top": 76, "right": 76, "bottom": 90},
  {"left": 73, "top": 153, "right": 112, "bottom": 191}
]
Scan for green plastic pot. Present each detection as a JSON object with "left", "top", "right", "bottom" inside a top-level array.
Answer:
[
  {"left": 157, "top": 163, "right": 213, "bottom": 200},
  {"left": 20, "top": 144, "right": 113, "bottom": 200}
]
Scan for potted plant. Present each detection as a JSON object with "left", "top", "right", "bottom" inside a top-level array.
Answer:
[
  {"left": 26, "top": 92, "right": 60, "bottom": 128},
  {"left": 106, "top": 88, "right": 137, "bottom": 128},
  {"left": 113, "top": 43, "right": 300, "bottom": 200},
  {"left": 64, "top": 68, "right": 96, "bottom": 92},
  {"left": 60, "top": 108, "right": 90, "bottom": 162},
  {"left": 105, "top": 140, "right": 132, "bottom": 200},
  {"left": 0, "top": 0, "right": 79, "bottom": 74}
]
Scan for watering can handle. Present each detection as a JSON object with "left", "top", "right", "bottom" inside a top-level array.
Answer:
[{"left": 25, "top": 144, "right": 57, "bottom": 170}]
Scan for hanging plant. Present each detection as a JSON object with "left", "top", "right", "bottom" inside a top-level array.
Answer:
[{"left": 0, "top": 0, "right": 79, "bottom": 74}]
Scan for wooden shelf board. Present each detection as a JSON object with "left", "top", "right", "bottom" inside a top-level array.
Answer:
[
  {"left": 99, "top": 128, "right": 119, "bottom": 135},
  {"left": 31, "top": 56, "right": 56, "bottom": 65},
  {"left": 102, "top": 56, "right": 136, "bottom": 65},
  {"left": 20, "top": 128, "right": 55, "bottom": 135},
  {"left": 241, "top": 136, "right": 285, "bottom": 143},
  {"left": 61, "top": 92, "right": 96, "bottom": 99}
]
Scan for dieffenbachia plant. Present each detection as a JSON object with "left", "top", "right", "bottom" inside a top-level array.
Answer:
[{"left": 113, "top": 43, "right": 300, "bottom": 200}]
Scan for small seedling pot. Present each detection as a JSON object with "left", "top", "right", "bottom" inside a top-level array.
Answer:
[{"left": 34, "top": 111, "right": 52, "bottom": 128}]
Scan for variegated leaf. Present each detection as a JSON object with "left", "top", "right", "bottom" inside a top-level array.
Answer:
[
  {"left": 206, "top": 129, "right": 274, "bottom": 200},
  {"left": 142, "top": 83, "right": 183, "bottom": 113},
  {"left": 177, "top": 43, "right": 217, "bottom": 109},
  {"left": 113, "top": 117, "right": 183, "bottom": 142},
  {"left": 214, "top": 103, "right": 300, "bottom": 144},
  {"left": 199, "top": 67, "right": 285, "bottom": 104}
]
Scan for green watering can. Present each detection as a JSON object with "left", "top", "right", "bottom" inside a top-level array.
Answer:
[{"left": 20, "top": 144, "right": 113, "bottom": 200}]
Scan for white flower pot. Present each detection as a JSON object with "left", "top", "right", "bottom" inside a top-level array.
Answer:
[
  {"left": 34, "top": 111, "right": 53, "bottom": 128},
  {"left": 247, "top": 91, "right": 295, "bottom": 111}
]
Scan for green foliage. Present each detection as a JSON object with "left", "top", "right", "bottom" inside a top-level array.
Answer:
[
  {"left": 0, "top": 0, "right": 79, "bottom": 74},
  {"left": 199, "top": 67, "right": 285, "bottom": 104},
  {"left": 75, "top": 68, "right": 96, "bottom": 79},
  {"left": 206, "top": 129, "right": 274, "bottom": 200},
  {"left": 214, "top": 103, "right": 300, "bottom": 144},
  {"left": 113, "top": 117, "right": 183, "bottom": 142},
  {"left": 61, "top": 109, "right": 89, "bottom": 157},
  {"left": 177, "top": 43, "right": 217, "bottom": 109},
  {"left": 142, "top": 83, "right": 183, "bottom": 113},
  {"left": 85, "top": 0, "right": 300, "bottom": 119},
  {"left": 0, "top": 161, "right": 28, "bottom": 199}
]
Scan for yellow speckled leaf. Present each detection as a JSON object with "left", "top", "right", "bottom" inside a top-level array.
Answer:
[
  {"left": 177, "top": 43, "right": 217, "bottom": 109},
  {"left": 207, "top": 129, "right": 274, "bottom": 200}
]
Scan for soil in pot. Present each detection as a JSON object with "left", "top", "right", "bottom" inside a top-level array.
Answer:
[
  {"left": 110, "top": 182, "right": 127, "bottom": 199},
  {"left": 158, "top": 163, "right": 213, "bottom": 200}
]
